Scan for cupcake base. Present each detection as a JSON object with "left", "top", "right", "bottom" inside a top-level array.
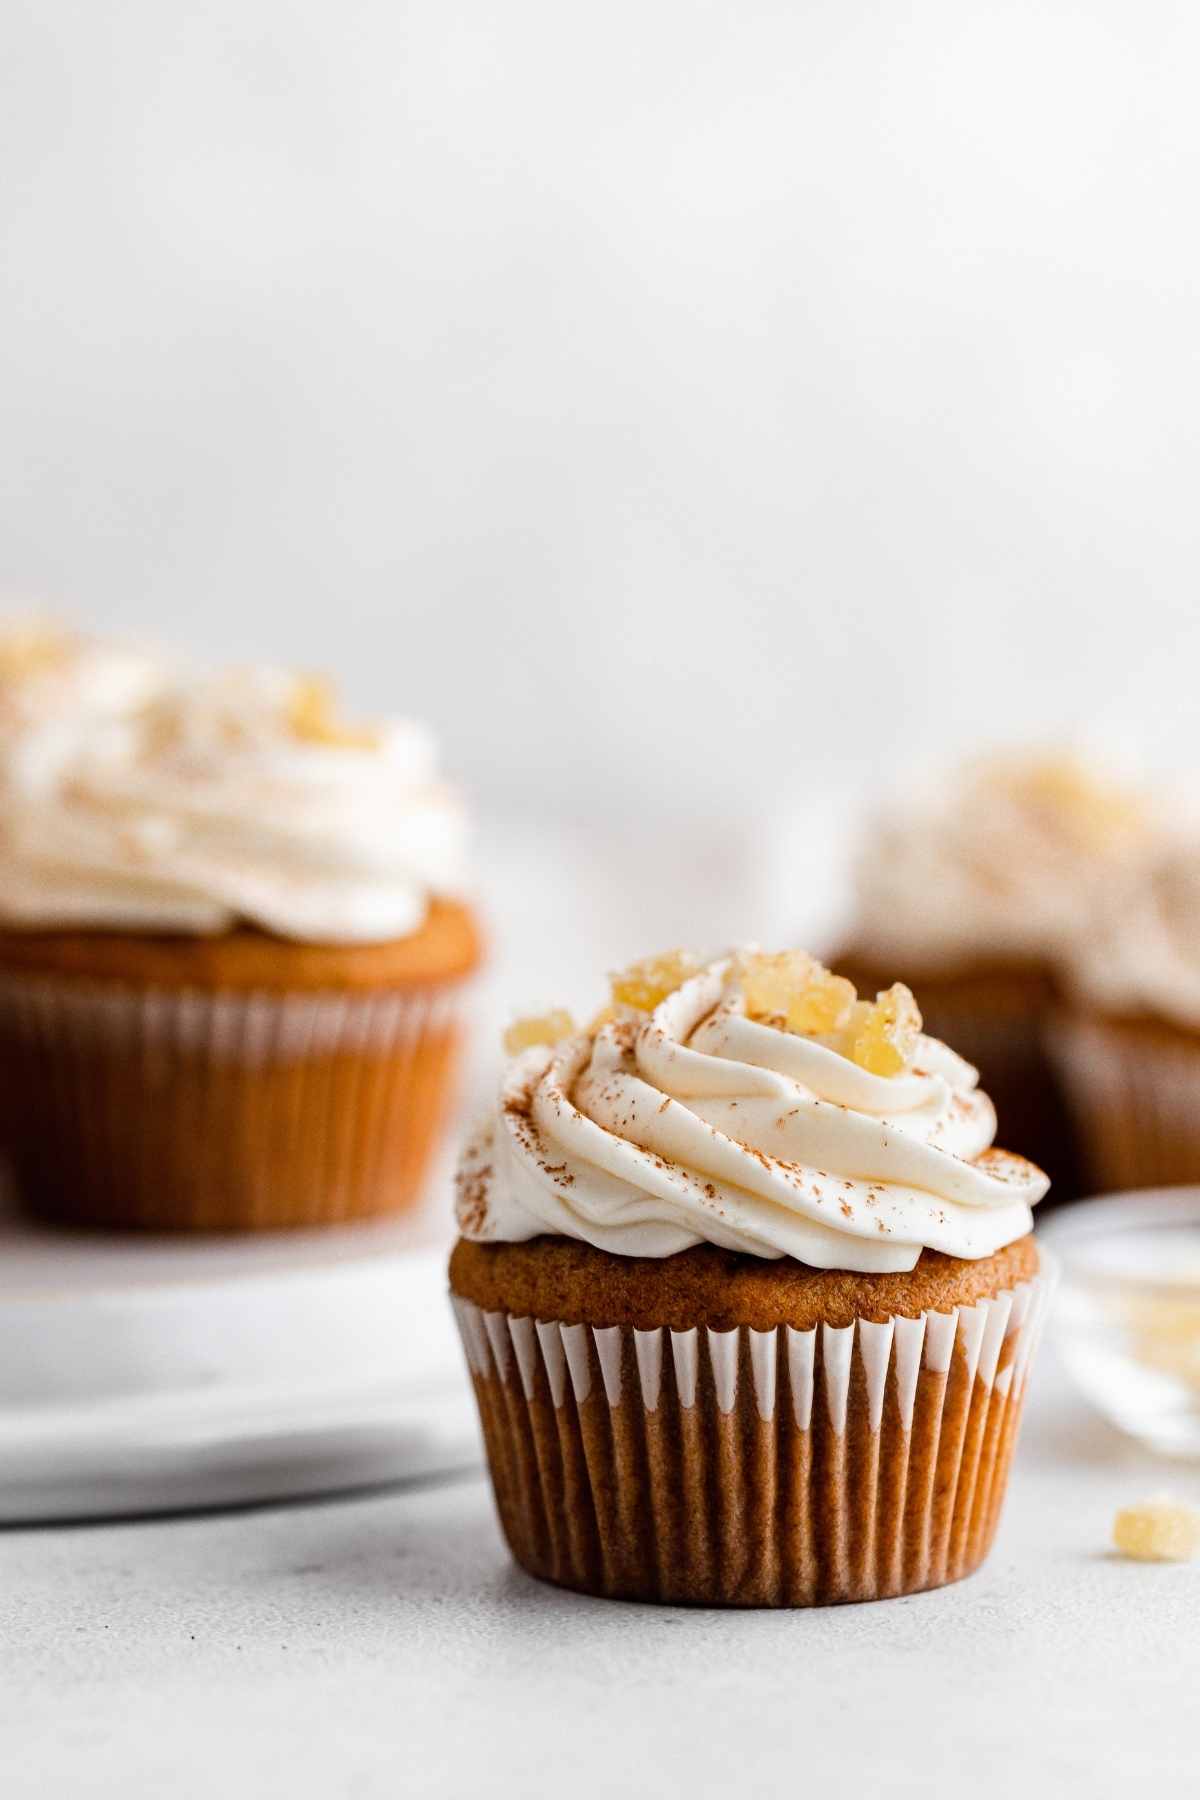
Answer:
[
  {"left": 450, "top": 1239, "right": 1051, "bottom": 1607},
  {"left": 0, "top": 900, "right": 481, "bottom": 1232},
  {"left": 1053, "top": 1010, "right": 1200, "bottom": 1194}
]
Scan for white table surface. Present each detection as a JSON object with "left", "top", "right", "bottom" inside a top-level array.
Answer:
[
  {"left": 2, "top": 830, "right": 1193, "bottom": 1792},
  {"left": 0, "top": 1191, "right": 480, "bottom": 1524},
  {"left": 3, "top": 1342, "right": 1197, "bottom": 1798}
]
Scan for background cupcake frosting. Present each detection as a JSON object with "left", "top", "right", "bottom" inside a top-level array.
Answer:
[
  {"left": 849, "top": 750, "right": 1158, "bottom": 971},
  {"left": 0, "top": 631, "right": 467, "bottom": 943},
  {"left": 1067, "top": 846, "right": 1200, "bottom": 1030}
]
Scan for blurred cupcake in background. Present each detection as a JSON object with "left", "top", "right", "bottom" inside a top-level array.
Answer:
[
  {"left": 0, "top": 623, "right": 481, "bottom": 1231},
  {"left": 834, "top": 749, "right": 1158, "bottom": 1201},
  {"left": 1055, "top": 842, "right": 1200, "bottom": 1193}
]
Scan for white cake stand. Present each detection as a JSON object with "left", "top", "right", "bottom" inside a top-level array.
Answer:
[{"left": 0, "top": 1183, "right": 479, "bottom": 1524}]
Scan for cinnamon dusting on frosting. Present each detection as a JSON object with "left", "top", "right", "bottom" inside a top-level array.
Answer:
[{"left": 457, "top": 949, "right": 1048, "bottom": 1270}]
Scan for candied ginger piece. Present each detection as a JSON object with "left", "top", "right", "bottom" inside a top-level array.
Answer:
[
  {"left": 738, "top": 950, "right": 857, "bottom": 1034},
  {"left": 503, "top": 1010, "right": 576, "bottom": 1056},
  {"left": 848, "top": 983, "right": 922, "bottom": 1076},
  {"left": 611, "top": 950, "right": 701, "bottom": 1012},
  {"left": 286, "top": 675, "right": 380, "bottom": 750},
  {"left": 1112, "top": 1496, "right": 1200, "bottom": 1563}
]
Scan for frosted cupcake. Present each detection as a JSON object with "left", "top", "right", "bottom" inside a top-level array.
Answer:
[
  {"left": 0, "top": 626, "right": 481, "bottom": 1231},
  {"left": 1056, "top": 843, "right": 1200, "bottom": 1191},
  {"left": 450, "top": 949, "right": 1051, "bottom": 1607},
  {"left": 836, "top": 750, "right": 1156, "bottom": 1200}
]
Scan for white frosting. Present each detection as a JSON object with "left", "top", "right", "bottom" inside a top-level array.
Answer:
[
  {"left": 0, "top": 640, "right": 466, "bottom": 943},
  {"left": 456, "top": 959, "right": 1047, "bottom": 1272},
  {"left": 850, "top": 751, "right": 1156, "bottom": 971},
  {"left": 1069, "top": 845, "right": 1200, "bottom": 1030}
]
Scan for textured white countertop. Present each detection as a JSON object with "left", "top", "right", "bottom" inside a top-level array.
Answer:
[
  {"left": 2, "top": 828, "right": 1195, "bottom": 1791},
  {"left": 3, "top": 1346, "right": 1197, "bottom": 1798}
]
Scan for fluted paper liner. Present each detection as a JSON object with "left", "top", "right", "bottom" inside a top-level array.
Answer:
[
  {"left": 0, "top": 976, "right": 467, "bottom": 1230},
  {"left": 1054, "top": 1012, "right": 1200, "bottom": 1193},
  {"left": 453, "top": 1261, "right": 1052, "bottom": 1606}
]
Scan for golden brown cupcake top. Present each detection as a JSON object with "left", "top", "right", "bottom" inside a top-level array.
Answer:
[
  {"left": 449, "top": 1234, "right": 1042, "bottom": 1331},
  {"left": 0, "top": 894, "right": 482, "bottom": 992}
]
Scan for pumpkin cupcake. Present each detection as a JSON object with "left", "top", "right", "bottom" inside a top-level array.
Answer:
[
  {"left": 0, "top": 626, "right": 481, "bottom": 1231},
  {"left": 1055, "top": 842, "right": 1200, "bottom": 1192},
  {"left": 835, "top": 749, "right": 1157, "bottom": 1201},
  {"left": 450, "top": 948, "right": 1051, "bottom": 1607}
]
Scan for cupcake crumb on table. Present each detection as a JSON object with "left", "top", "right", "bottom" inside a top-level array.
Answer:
[
  {"left": 1113, "top": 1497, "right": 1200, "bottom": 1563},
  {"left": 451, "top": 943, "right": 1052, "bottom": 1608},
  {"left": 0, "top": 624, "right": 482, "bottom": 1232}
]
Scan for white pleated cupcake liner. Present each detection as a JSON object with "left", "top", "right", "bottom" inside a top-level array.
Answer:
[
  {"left": 453, "top": 1252, "right": 1054, "bottom": 1606},
  {"left": 454, "top": 1260, "right": 1052, "bottom": 1427}
]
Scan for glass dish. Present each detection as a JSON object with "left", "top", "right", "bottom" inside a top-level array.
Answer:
[{"left": 1041, "top": 1189, "right": 1200, "bottom": 1458}]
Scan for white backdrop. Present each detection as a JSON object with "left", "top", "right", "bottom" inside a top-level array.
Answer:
[{"left": 3, "top": 0, "right": 1199, "bottom": 845}]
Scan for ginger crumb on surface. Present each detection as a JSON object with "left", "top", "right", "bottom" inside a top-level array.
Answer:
[
  {"left": 610, "top": 950, "right": 702, "bottom": 1012},
  {"left": 1112, "top": 1496, "right": 1200, "bottom": 1563},
  {"left": 503, "top": 1010, "right": 576, "bottom": 1056}
]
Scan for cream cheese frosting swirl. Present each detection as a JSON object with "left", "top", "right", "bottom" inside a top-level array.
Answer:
[
  {"left": 0, "top": 633, "right": 466, "bottom": 943},
  {"left": 851, "top": 750, "right": 1156, "bottom": 970},
  {"left": 457, "top": 958, "right": 1047, "bottom": 1273}
]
